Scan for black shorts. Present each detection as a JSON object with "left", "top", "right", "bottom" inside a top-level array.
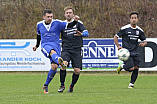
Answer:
[
  {"left": 61, "top": 49, "right": 82, "bottom": 70},
  {"left": 124, "top": 55, "right": 140, "bottom": 69}
]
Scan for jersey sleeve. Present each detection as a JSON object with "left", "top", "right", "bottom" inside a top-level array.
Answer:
[
  {"left": 77, "top": 21, "right": 87, "bottom": 32},
  {"left": 60, "top": 20, "right": 78, "bottom": 30},
  {"left": 67, "top": 20, "right": 77, "bottom": 28},
  {"left": 59, "top": 21, "right": 67, "bottom": 30},
  {"left": 77, "top": 21, "right": 89, "bottom": 37},
  {"left": 115, "top": 29, "right": 125, "bottom": 38},
  {"left": 36, "top": 34, "right": 41, "bottom": 48},
  {"left": 37, "top": 23, "right": 40, "bottom": 35},
  {"left": 36, "top": 23, "right": 41, "bottom": 47},
  {"left": 139, "top": 31, "right": 146, "bottom": 41}
]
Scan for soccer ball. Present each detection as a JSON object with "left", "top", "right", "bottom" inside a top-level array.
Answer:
[{"left": 117, "top": 48, "right": 130, "bottom": 61}]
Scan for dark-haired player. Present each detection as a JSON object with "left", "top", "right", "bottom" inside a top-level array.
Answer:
[
  {"left": 114, "top": 11, "right": 147, "bottom": 89},
  {"left": 33, "top": 9, "right": 79, "bottom": 93},
  {"left": 58, "top": 6, "right": 89, "bottom": 93}
]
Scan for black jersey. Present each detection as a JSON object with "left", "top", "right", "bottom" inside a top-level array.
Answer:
[
  {"left": 61, "top": 20, "right": 87, "bottom": 50},
  {"left": 116, "top": 24, "right": 146, "bottom": 56}
]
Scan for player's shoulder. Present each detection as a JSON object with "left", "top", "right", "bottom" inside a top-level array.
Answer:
[
  {"left": 37, "top": 20, "right": 44, "bottom": 25},
  {"left": 136, "top": 25, "right": 144, "bottom": 32},
  {"left": 121, "top": 24, "right": 131, "bottom": 30},
  {"left": 53, "top": 19, "right": 64, "bottom": 22},
  {"left": 64, "top": 19, "right": 83, "bottom": 24},
  {"left": 78, "top": 20, "right": 84, "bottom": 24},
  {"left": 63, "top": 20, "right": 67, "bottom": 22}
]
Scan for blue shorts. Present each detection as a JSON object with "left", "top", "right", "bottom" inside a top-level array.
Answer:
[{"left": 41, "top": 44, "right": 61, "bottom": 63}]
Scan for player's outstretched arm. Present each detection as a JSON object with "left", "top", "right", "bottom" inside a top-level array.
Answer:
[
  {"left": 114, "top": 35, "right": 122, "bottom": 50},
  {"left": 67, "top": 15, "right": 80, "bottom": 28},
  {"left": 33, "top": 34, "right": 41, "bottom": 51},
  {"left": 73, "top": 15, "right": 80, "bottom": 21},
  {"left": 74, "top": 30, "right": 89, "bottom": 37}
]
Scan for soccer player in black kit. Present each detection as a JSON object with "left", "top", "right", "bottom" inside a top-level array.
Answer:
[
  {"left": 58, "top": 6, "right": 89, "bottom": 93},
  {"left": 114, "top": 11, "right": 147, "bottom": 89}
]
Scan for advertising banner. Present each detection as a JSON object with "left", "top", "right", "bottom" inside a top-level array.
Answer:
[
  {"left": 82, "top": 39, "right": 120, "bottom": 68},
  {"left": 0, "top": 38, "right": 157, "bottom": 71},
  {"left": 0, "top": 39, "right": 50, "bottom": 71}
]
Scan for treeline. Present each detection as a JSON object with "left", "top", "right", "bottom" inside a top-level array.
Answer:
[{"left": 0, "top": 0, "right": 156, "bottom": 39}]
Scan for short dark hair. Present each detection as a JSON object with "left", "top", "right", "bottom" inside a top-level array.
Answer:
[
  {"left": 43, "top": 9, "right": 52, "bottom": 16},
  {"left": 130, "top": 11, "right": 139, "bottom": 18},
  {"left": 64, "top": 6, "right": 75, "bottom": 14}
]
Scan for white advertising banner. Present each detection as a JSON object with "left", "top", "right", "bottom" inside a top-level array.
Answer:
[
  {"left": 139, "top": 38, "right": 157, "bottom": 71},
  {"left": 0, "top": 39, "right": 50, "bottom": 71}
]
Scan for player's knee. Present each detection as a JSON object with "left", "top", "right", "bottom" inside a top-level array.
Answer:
[
  {"left": 128, "top": 66, "right": 139, "bottom": 72},
  {"left": 50, "top": 49, "right": 56, "bottom": 56},
  {"left": 124, "top": 63, "right": 134, "bottom": 72},
  {"left": 51, "top": 64, "right": 58, "bottom": 70},
  {"left": 128, "top": 67, "right": 134, "bottom": 72},
  {"left": 64, "top": 61, "right": 68, "bottom": 66},
  {"left": 61, "top": 61, "right": 68, "bottom": 70},
  {"left": 134, "top": 66, "right": 139, "bottom": 69},
  {"left": 74, "top": 68, "right": 80, "bottom": 75},
  {"left": 61, "top": 67, "right": 66, "bottom": 70},
  {"left": 129, "top": 67, "right": 134, "bottom": 71}
]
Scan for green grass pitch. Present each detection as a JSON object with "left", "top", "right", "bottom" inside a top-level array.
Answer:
[{"left": 0, "top": 72, "right": 157, "bottom": 104}]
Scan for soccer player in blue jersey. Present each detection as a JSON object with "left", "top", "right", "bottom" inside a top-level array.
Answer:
[
  {"left": 33, "top": 9, "right": 79, "bottom": 93},
  {"left": 114, "top": 11, "right": 147, "bottom": 89},
  {"left": 58, "top": 6, "right": 89, "bottom": 93}
]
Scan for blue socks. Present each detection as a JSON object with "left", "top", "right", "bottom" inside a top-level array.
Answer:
[
  {"left": 44, "top": 69, "right": 57, "bottom": 86},
  {"left": 51, "top": 53, "right": 59, "bottom": 64}
]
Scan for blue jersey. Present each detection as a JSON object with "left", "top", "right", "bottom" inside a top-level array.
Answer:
[{"left": 37, "top": 19, "right": 68, "bottom": 48}]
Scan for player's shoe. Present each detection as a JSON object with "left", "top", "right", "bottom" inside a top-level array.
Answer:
[
  {"left": 128, "top": 85, "right": 134, "bottom": 89},
  {"left": 43, "top": 86, "right": 49, "bottom": 94},
  {"left": 58, "top": 86, "right": 65, "bottom": 92},
  {"left": 58, "top": 57, "right": 67, "bottom": 69},
  {"left": 117, "top": 62, "right": 123, "bottom": 74},
  {"left": 68, "top": 85, "right": 74, "bottom": 93}
]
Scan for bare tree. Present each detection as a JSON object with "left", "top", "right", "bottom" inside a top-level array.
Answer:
[{"left": 0, "top": 0, "right": 156, "bottom": 39}]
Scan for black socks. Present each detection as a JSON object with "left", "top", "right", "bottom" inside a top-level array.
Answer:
[
  {"left": 71, "top": 72, "right": 80, "bottom": 87},
  {"left": 130, "top": 69, "right": 138, "bottom": 84},
  {"left": 60, "top": 69, "right": 66, "bottom": 86}
]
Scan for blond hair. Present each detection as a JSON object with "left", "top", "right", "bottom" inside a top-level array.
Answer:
[{"left": 64, "top": 6, "right": 75, "bottom": 13}]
